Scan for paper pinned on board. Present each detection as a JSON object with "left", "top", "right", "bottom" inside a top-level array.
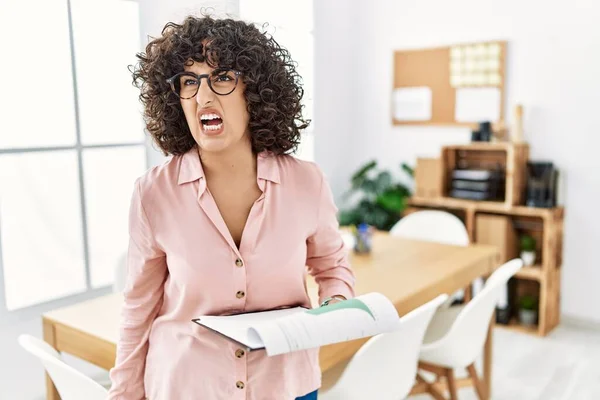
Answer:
[
  {"left": 455, "top": 87, "right": 501, "bottom": 123},
  {"left": 392, "top": 87, "right": 432, "bottom": 121}
]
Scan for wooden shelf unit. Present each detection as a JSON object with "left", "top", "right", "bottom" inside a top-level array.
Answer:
[{"left": 408, "top": 143, "right": 564, "bottom": 336}]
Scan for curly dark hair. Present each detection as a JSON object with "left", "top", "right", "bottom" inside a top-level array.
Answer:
[{"left": 129, "top": 14, "right": 310, "bottom": 156}]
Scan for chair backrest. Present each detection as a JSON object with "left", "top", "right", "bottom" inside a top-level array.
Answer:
[
  {"left": 324, "top": 294, "right": 449, "bottom": 400},
  {"left": 18, "top": 334, "right": 108, "bottom": 400},
  {"left": 426, "top": 258, "right": 523, "bottom": 367},
  {"left": 390, "top": 210, "right": 470, "bottom": 246}
]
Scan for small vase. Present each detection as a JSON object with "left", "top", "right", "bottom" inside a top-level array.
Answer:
[
  {"left": 520, "top": 250, "right": 536, "bottom": 266},
  {"left": 519, "top": 309, "right": 538, "bottom": 326}
]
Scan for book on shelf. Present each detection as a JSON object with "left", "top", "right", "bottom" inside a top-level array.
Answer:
[{"left": 192, "top": 292, "right": 399, "bottom": 356}]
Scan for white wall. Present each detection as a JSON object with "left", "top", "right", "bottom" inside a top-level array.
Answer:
[
  {"left": 314, "top": 0, "right": 600, "bottom": 323},
  {"left": 313, "top": 0, "right": 363, "bottom": 198}
]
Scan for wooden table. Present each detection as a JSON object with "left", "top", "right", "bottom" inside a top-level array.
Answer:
[{"left": 43, "top": 233, "right": 499, "bottom": 400}]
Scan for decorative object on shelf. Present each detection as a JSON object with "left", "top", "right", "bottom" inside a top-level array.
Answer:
[
  {"left": 519, "top": 234, "right": 537, "bottom": 266},
  {"left": 338, "top": 160, "right": 413, "bottom": 231},
  {"left": 518, "top": 295, "right": 538, "bottom": 326},
  {"left": 526, "top": 161, "right": 558, "bottom": 208},
  {"left": 511, "top": 104, "right": 524, "bottom": 143},
  {"left": 450, "top": 167, "right": 505, "bottom": 201},
  {"left": 470, "top": 121, "right": 493, "bottom": 142},
  {"left": 415, "top": 158, "right": 442, "bottom": 198}
]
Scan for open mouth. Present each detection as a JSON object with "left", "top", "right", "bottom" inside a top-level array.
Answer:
[{"left": 199, "top": 113, "right": 224, "bottom": 132}]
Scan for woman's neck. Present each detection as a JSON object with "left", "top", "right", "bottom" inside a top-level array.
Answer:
[{"left": 199, "top": 141, "right": 256, "bottom": 181}]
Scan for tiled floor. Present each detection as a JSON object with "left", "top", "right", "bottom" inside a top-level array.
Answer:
[{"left": 2, "top": 316, "right": 599, "bottom": 400}]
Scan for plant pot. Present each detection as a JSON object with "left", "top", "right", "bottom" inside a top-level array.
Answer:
[
  {"left": 519, "top": 309, "right": 538, "bottom": 326},
  {"left": 520, "top": 250, "right": 536, "bottom": 266}
]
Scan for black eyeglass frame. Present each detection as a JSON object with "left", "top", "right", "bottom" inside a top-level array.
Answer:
[{"left": 166, "top": 69, "right": 242, "bottom": 99}]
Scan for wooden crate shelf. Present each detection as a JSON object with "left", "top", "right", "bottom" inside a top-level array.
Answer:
[
  {"left": 442, "top": 142, "right": 529, "bottom": 206},
  {"left": 409, "top": 196, "right": 561, "bottom": 218},
  {"left": 515, "top": 265, "right": 543, "bottom": 281},
  {"left": 496, "top": 318, "right": 540, "bottom": 336},
  {"left": 408, "top": 142, "right": 564, "bottom": 336}
]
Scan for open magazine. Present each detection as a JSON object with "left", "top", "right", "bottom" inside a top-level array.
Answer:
[{"left": 192, "top": 292, "right": 399, "bottom": 356}]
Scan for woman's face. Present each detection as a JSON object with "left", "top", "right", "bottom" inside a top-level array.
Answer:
[{"left": 180, "top": 60, "right": 250, "bottom": 154}]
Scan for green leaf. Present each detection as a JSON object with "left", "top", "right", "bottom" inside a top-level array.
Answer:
[
  {"left": 338, "top": 209, "right": 363, "bottom": 227},
  {"left": 371, "top": 207, "right": 390, "bottom": 230},
  {"left": 401, "top": 163, "right": 414, "bottom": 178},
  {"left": 351, "top": 160, "right": 377, "bottom": 188},
  {"left": 376, "top": 191, "right": 405, "bottom": 212},
  {"left": 519, "top": 295, "right": 538, "bottom": 310},
  {"left": 393, "top": 183, "right": 411, "bottom": 198},
  {"left": 375, "top": 171, "right": 392, "bottom": 193},
  {"left": 520, "top": 235, "right": 536, "bottom": 251},
  {"left": 359, "top": 179, "right": 378, "bottom": 195}
]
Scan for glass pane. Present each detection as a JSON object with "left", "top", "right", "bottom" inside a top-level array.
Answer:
[
  {"left": 0, "top": 151, "right": 86, "bottom": 310},
  {"left": 83, "top": 146, "right": 147, "bottom": 288},
  {"left": 70, "top": 0, "right": 144, "bottom": 145},
  {"left": 0, "top": 0, "right": 77, "bottom": 149}
]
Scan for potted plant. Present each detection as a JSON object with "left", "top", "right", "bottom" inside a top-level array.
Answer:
[
  {"left": 519, "top": 234, "right": 536, "bottom": 266},
  {"left": 338, "top": 160, "right": 413, "bottom": 231},
  {"left": 518, "top": 295, "right": 538, "bottom": 326}
]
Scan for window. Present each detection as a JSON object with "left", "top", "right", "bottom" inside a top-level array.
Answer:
[
  {"left": 0, "top": 0, "right": 146, "bottom": 311},
  {"left": 239, "top": 0, "right": 314, "bottom": 161}
]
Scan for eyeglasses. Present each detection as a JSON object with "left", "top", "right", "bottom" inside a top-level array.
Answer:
[{"left": 166, "top": 68, "right": 242, "bottom": 99}]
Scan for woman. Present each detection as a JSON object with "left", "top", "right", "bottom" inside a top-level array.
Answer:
[{"left": 108, "top": 15, "right": 355, "bottom": 400}]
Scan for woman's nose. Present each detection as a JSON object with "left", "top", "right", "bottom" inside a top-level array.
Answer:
[{"left": 195, "top": 79, "right": 215, "bottom": 106}]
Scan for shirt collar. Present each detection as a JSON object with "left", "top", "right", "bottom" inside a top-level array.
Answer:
[{"left": 178, "top": 146, "right": 281, "bottom": 185}]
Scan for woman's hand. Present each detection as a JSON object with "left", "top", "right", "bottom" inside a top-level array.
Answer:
[{"left": 320, "top": 294, "right": 347, "bottom": 307}]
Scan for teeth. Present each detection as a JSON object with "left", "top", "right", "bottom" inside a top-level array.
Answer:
[
  {"left": 204, "top": 123, "right": 223, "bottom": 131},
  {"left": 200, "top": 113, "right": 221, "bottom": 121}
]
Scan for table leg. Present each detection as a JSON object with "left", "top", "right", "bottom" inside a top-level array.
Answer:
[
  {"left": 42, "top": 318, "right": 61, "bottom": 400},
  {"left": 483, "top": 312, "right": 494, "bottom": 400}
]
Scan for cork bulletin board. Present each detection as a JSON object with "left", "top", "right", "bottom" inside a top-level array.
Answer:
[{"left": 391, "top": 41, "right": 507, "bottom": 128}]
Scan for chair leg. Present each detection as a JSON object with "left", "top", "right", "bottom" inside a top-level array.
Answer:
[
  {"left": 416, "top": 373, "right": 447, "bottom": 400},
  {"left": 446, "top": 368, "right": 458, "bottom": 400},
  {"left": 467, "top": 363, "right": 486, "bottom": 400}
]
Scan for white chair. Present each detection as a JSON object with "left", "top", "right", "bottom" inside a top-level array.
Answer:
[
  {"left": 417, "top": 259, "right": 524, "bottom": 400},
  {"left": 390, "top": 210, "right": 470, "bottom": 246},
  {"left": 319, "top": 293, "right": 449, "bottom": 400},
  {"left": 17, "top": 334, "right": 109, "bottom": 400},
  {"left": 390, "top": 210, "right": 473, "bottom": 302}
]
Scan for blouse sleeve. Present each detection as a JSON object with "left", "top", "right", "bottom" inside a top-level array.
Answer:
[
  {"left": 108, "top": 179, "right": 168, "bottom": 399},
  {"left": 306, "top": 167, "right": 355, "bottom": 304}
]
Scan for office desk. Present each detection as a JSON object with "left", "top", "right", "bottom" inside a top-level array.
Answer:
[{"left": 43, "top": 233, "right": 499, "bottom": 400}]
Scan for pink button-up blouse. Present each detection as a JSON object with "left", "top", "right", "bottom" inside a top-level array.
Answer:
[{"left": 107, "top": 147, "right": 355, "bottom": 400}]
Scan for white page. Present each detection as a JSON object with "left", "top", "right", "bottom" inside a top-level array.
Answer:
[
  {"left": 392, "top": 87, "right": 432, "bottom": 121},
  {"left": 195, "top": 307, "right": 305, "bottom": 350},
  {"left": 249, "top": 292, "right": 399, "bottom": 356},
  {"left": 455, "top": 87, "right": 500, "bottom": 123}
]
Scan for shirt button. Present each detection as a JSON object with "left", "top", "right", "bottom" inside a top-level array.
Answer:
[
  {"left": 235, "top": 258, "right": 244, "bottom": 267},
  {"left": 236, "top": 381, "right": 245, "bottom": 389},
  {"left": 236, "top": 291, "right": 245, "bottom": 299},
  {"left": 235, "top": 349, "right": 245, "bottom": 358}
]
